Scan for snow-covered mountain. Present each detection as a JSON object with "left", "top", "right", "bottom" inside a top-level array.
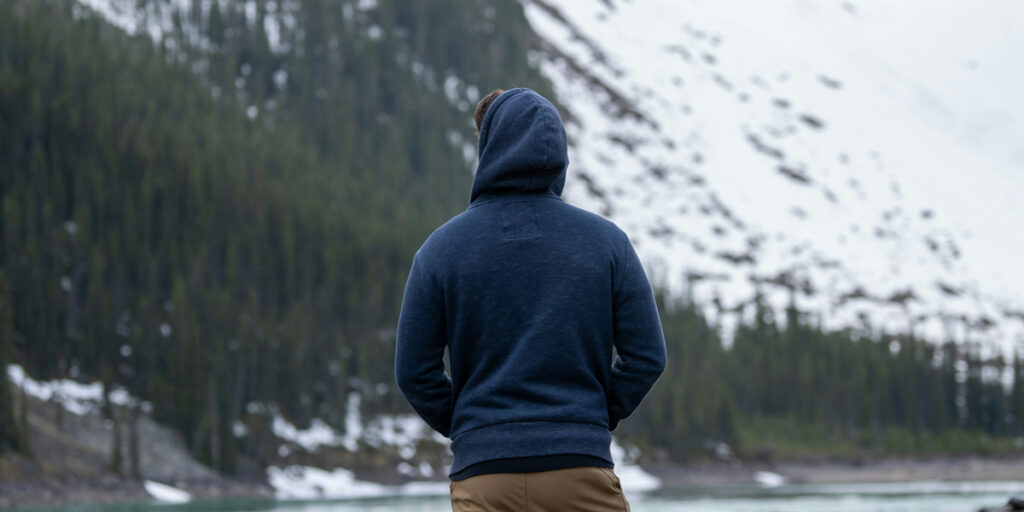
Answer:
[
  {"left": 523, "top": 0, "right": 1024, "bottom": 352},
  {"left": 19, "top": 0, "right": 1021, "bottom": 498},
  {"left": 65, "top": 0, "right": 1024, "bottom": 352}
]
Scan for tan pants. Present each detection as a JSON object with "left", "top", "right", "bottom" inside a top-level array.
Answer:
[{"left": 449, "top": 466, "right": 630, "bottom": 512}]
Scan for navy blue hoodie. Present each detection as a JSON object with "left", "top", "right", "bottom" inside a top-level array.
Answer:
[{"left": 395, "top": 88, "right": 666, "bottom": 477}]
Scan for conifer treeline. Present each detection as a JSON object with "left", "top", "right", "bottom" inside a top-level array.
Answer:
[
  {"left": 1, "top": 0, "right": 1022, "bottom": 469},
  {"left": 0, "top": 0, "right": 550, "bottom": 470},
  {"left": 630, "top": 297, "right": 1024, "bottom": 460}
]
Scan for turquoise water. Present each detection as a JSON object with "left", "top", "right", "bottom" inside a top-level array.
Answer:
[{"left": 18, "top": 481, "right": 1024, "bottom": 512}]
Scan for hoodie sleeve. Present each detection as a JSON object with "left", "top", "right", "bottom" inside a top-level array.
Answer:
[
  {"left": 395, "top": 252, "right": 453, "bottom": 437},
  {"left": 607, "top": 234, "right": 667, "bottom": 431}
]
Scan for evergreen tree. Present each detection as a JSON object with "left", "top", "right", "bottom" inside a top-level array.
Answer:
[
  {"left": 0, "top": 0, "right": 1019, "bottom": 470},
  {"left": 0, "top": 270, "right": 24, "bottom": 453}
]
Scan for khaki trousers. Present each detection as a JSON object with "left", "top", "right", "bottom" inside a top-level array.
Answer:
[{"left": 449, "top": 466, "right": 630, "bottom": 512}]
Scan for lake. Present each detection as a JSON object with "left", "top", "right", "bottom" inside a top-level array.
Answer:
[{"left": 15, "top": 481, "right": 1024, "bottom": 512}]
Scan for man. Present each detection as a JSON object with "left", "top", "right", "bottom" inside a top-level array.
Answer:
[{"left": 396, "top": 88, "right": 667, "bottom": 511}]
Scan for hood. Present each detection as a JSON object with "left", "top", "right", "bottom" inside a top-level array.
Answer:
[{"left": 470, "top": 88, "right": 569, "bottom": 203}]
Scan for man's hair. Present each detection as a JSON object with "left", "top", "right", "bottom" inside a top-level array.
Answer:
[{"left": 474, "top": 89, "right": 505, "bottom": 136}]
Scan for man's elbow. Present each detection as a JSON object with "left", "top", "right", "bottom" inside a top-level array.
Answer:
[
  {"left": 394, "top": 365, "right": 418, "bottom": 401},
  {"left": 647, "top": 355, "right": 667, "bottom": 383},
  {"left": 395, "top": 366, "right": 447, "bottom": 404},
  {"left": 621, "top": 351, "right": 666, "bottom": 387},
  {"left": 645, "top": 343, "right": 667, "bottom": 381}
]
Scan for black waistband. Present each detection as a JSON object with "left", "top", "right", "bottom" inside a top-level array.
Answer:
[{"left": 449, "top": 454, "right": 613, "bottom": 481}]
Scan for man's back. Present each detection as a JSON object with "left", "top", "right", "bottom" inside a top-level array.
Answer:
[{"left": 396, "top": 88, "right": 666, "bottom": 508}]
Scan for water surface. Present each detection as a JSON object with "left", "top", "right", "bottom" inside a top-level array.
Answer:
[{"left": 20, "top": 480, "right": 1024, "bottom": 512}]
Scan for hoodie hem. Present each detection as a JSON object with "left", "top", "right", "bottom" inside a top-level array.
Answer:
[{"left": 448, "top": 420, "right": 612, "bottom": 476}]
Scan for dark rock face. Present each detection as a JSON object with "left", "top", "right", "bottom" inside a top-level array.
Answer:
[
  {"left": 979, "top": 497, "right": 1024, "bottom": 512},
  {"left": 0, "top": 393, "right": 272, "bottom": 507}
]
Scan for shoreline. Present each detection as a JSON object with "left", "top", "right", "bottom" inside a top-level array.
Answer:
[
  {"left": 646, "top": 454, "right": 1024, "bottom": 488},
  {"left": 0, "top": 475, "right": 273, "bottom": 509},
  {"left": 3, "top": 455, "right": 1023, "bottom": 509}
]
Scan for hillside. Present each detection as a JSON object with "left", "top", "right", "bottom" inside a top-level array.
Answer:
[
  {"left": 0, "top": 0, "right": 548, "bottom": 472},
  {"left": 0, "top": 370, "right": 269, "bottom": 506},
  {"left": 1, "top": 0, "right": 1023, "bottom": 504},
  {"left": 523, "top": 0, "right": 1024, "bottom": 350}
]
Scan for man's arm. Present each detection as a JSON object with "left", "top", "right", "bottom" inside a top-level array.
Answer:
[
  {"left": 395, "top": 253, "right": 453, "bottom": 437},
  {"left": 608, "top": 235, "right": 667, "bottom": 431}
]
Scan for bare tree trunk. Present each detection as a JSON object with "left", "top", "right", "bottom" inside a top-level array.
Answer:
[
  {"left": 129, "top": 399, "right": 141, "bottom": 479},
  {"left": 208, "top": 377, "right": 220, "bottom": 471},
  {"left": 110, "top": 405, "right": 123, "bottom": 476},
  {"left": 54, "top": 392, "right": 64, "bottom": 431},
  {"left": 0, "top": 360, "right": 16, "bottom": 452},
  {"left": 18, "top": 385, "right": 29, "bottom": 453},
  {"left": 100, "top": 365, "right": 113, "bottom": 420},
  {"left": 0, "top": 271, "right": 24, "bottom": 453}
]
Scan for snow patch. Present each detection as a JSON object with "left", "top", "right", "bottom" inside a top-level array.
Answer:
[
  {"left": 524, "top": 0, "right": 1024, "bottom": 352},
  {"left": 144, "top": 480, "right": 191, "bottom": 503},
  {"left": 356, "top": 0, "right": 378, "bottom": 11},
  {"left": 272, "top": 415, "right": 345, "bottom": 452},
  {"left": 6, "top": 364, "right": 142, "bottom": 416},
  {"left": 266, "top": 414, "right": 654, "bottom": 496},
  {"left": 610, "top": 438, "right": 661, "bottom": 492},
  {"left": 267, "top": 465, "right": 448, "bottom": 500},
  {"left": 342, "top": 391, "right": 362, "bottom": 451},
  {"left": 363, "top": 413, "right": 448, "bottom": 459},
  {"left": 755, "top": 470, "right": 787, "bottom": 487},
  {"left": 270, "top": 392, "right": 447, "bottom": 461}
]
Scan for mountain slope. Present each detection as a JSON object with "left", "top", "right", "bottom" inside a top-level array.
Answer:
[
  {"left": 523, "top": 0, "right": 1024, "bottom": 351},
  {"left": 3, "top": 1, "right": 1024, "bottom": 496},
  {"left": 0, "top": 0, "right": 548, "bottom": 474}
]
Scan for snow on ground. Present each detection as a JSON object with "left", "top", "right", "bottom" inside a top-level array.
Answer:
[
  {"left": 264, "top": 392, "right": 658, "bottom": 497},
  {"left": 267, "top": 465, "right": 449, "bottom": 500},
  {"left": 343, "top": 391, "right": 362, "bottom": 451},
  {"left": 268, "top": 400, "right": 657, "bottom": 494},
  {"left": 143, "top": 480, "right": 191, "bottom": 503},
  {"left": 524, "top": 0, "right": 1024, "bottom": 353},
  {"left": 755, "top": 470, "right": 787, "bottom": 488},
  {"left": 611, "top": 438, "right": 661, "bottom": 492},
  {"left": 270, "top": 392, "right": 449, "bottom": 460},
  {"left": 5, "top": 364, "right": 146, "bottom": 415},
  {"left": 273, "top": 415, "right": 345, "bottom": 452},
  {"left": 364, "top": 413, "right": 449, "bottom": 459},
  {"left": 266, "top": 392, "right": 365, "bottom": 452},
  {"left": 7, "top": 365, "right": 658, "bottom": 495},
  {"left": 268, "top": 437, "right": 659, "bottom": 499}
]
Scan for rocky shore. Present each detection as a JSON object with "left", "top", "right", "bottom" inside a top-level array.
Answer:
[
  {"left": 5, "top": 454, "right": 1024, "bottom": 508},
  {"left": 646, "top": 455, "right": 1024, "bottom": 488},
  {"left": 0, "top": 390, "right": 273, "bottom": 508},
  {"left": 0, "top": 474, "right": 271, "bottom": 508},
  {"left": 3, "top": 380, "right": 1022, "bottom": 508}
]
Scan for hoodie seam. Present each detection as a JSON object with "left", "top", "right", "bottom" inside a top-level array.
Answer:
[
  {"left": 468, "top": 193, "right": 561, "bottom": 209},
  {"left": 533, "top": 94, "right": 550, "bottom": 192},
  {"left": 541, "top": 98, "right": 553, "bottom": 176}
]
